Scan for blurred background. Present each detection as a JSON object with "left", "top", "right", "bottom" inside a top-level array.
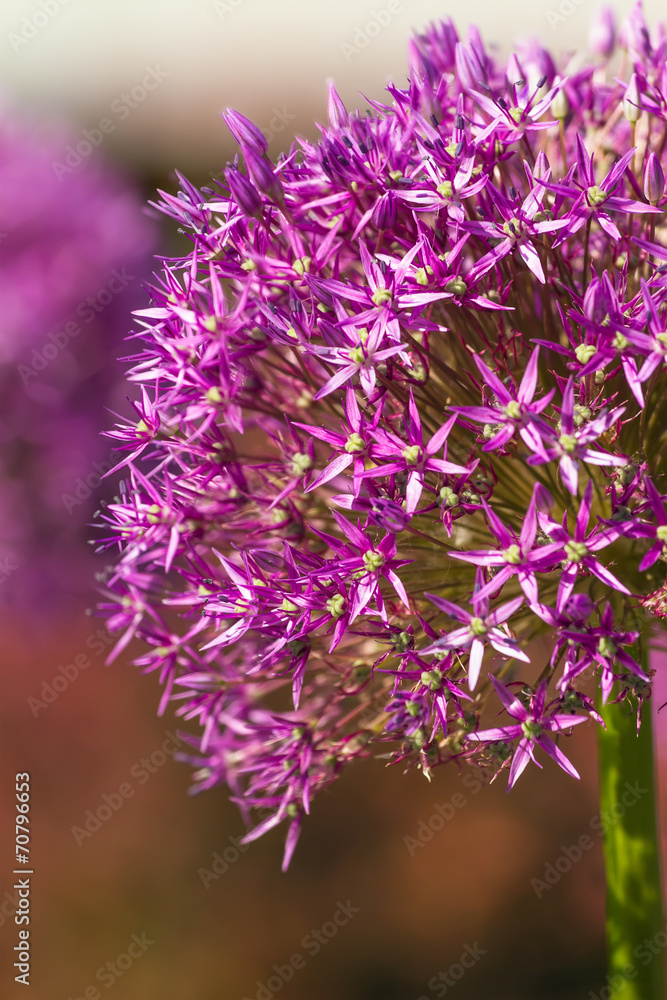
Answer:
[{"left": 0, "top": 1, "right": 665, "bottom": 998}]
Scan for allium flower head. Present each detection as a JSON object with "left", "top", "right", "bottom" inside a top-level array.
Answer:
[{"left": 97, "top": 7, "right": 666, "bottom": 866}]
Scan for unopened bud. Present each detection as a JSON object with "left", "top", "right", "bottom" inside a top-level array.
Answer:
[
  {"left": 589, "top": 6, "right": 615, "bottom": 59},
  {"left": 622, "top": 74, "right": 641, "bottom": 123},
  {"left": 550, "top": 87, "right": 568, "bottom": 120},
  {"left": 222, "top": 108, "right": 268, "bottom": 156},
  {"left": 644, "top": 152, "right": 665, "bottom": 204}
]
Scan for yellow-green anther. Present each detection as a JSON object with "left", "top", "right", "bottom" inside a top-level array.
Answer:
[
  {"left": 445, "top": 277, "right": 467, "bottom": 295},
  {"left": 363, "top": 550, "right": 385, "bottom": 572},
  {"left": 146, "top": 504, "right": 162, "bottom": 524},
  {"left": 575, "top": 344, "right": 597, "bottom": 364},
  {"left": 521, "top": 720, "right": 543, "bottom": 740},
  {"left": 565, "top": 540, "right": 588, "bottom": 562},
  {"left": 502, "top": 217, "right": 522, "bottom": 238},
  {"left": 326, "top": 594, "right": 345, "bottom": 618},
  {"left": 439, "top": 486, "right": 459, "bottom": 507},
  {"left": 372, "top": 288, "right": 393, "bottom": 307},
  {"left": 392, "top": 631, "right": 412, "bottom": 652},
  {"left": 559, "top": 433, "right": 578, "bottom": 453},
  {"left": 421, "top": 668, "right": 443, "bottom": 691},
  {"left": 587, "top": 185, "right": 608, "bottom": 206},
  {"left": 469, "top": 616, "right": 487, "bottom": 636},
  {"left": 402, "top": 444, "right": 422, "bottom": 465},
  {"left": 598, "top": 636, "right": 617, "bottom": 657},
  {"left": 290, "top": 452, "right": 312, "bottom": 475},
  {"left": 293, "top": 257, "right": 311, "bottom": 275},
  {"left": 502, "top": 544, "right": 522, "bottom": 564},
  {"left": 345, "top": 433, "right": 365, "bottom": 453}
]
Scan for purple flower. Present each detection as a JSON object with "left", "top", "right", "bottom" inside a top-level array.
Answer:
[
  {"left": 538, "top": 481, "right": 632, "bottom": 610},
  {"left": 526, "top": 377, "right": 627, "bottom": 494},
  {"left": 447, "top": 485, "right": 561, "bottom": 604},
  {"left": 467, "top": 677, "right": 588, "bottom": 788},
  {"left": 423, "top": 571, "right": 529, "bottom": 690},
  {"left": 91, "top": 10, "right": 667, "bottom": 866},
  {"left": 451, "top": 346, "right": 555, "bottom": 452},
  {"left": 358, "top": 396, "right": 471, "bottom": 513},
  {"left": 541, "top": 134, "right": 661, "bottom": 245}
]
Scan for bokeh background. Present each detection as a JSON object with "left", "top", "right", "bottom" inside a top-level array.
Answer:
[{"left": 0, "top": 2, "right": 665, "bottom": 998}]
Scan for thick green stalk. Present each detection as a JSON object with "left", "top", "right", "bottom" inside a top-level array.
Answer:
[{"left": 597, "top": 664, "right": 665, "bottom": 1000}]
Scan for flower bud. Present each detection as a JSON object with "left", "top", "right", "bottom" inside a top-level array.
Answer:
[
  {"left": 643, "top": 152, "right": 665, "bottom": 205},
  {"left": 550, "top": 86, "right": 568, "bottom": 121},
  {"left": 589, "top": 6, "right": 615, "bottom": 59},
  {"left": 221, "top": 108, "right": 268, "bottom": 156},
  {"left": 371, "top": 191, "right": 397, "bottom": 231},
  {"left": 225, "top": 165, "right": 262, "bottom": 218},
  {"left": 244, "top": 147, "right": 284, "bottom": 203},
  {"left": 326, "top": 80, "right": 348, "bottom": 129},
  {"left": 370, "top": 498, "right": 410, "bottom": 533},
  {"left": 622, "top": 74, "right": 641, "bottom": 124}
]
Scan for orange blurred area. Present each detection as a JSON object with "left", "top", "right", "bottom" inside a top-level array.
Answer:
[{"left": 1, "top": 582, "right": 665, "bottom": 997}]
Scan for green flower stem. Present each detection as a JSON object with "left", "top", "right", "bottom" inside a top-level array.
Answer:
[{"left": 597, "top": 665, "right": 665, "bottom": 999}]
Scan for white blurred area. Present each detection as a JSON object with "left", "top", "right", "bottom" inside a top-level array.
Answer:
[{"left": 0, "top": 0, "right": 663, "bottom": 174}]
